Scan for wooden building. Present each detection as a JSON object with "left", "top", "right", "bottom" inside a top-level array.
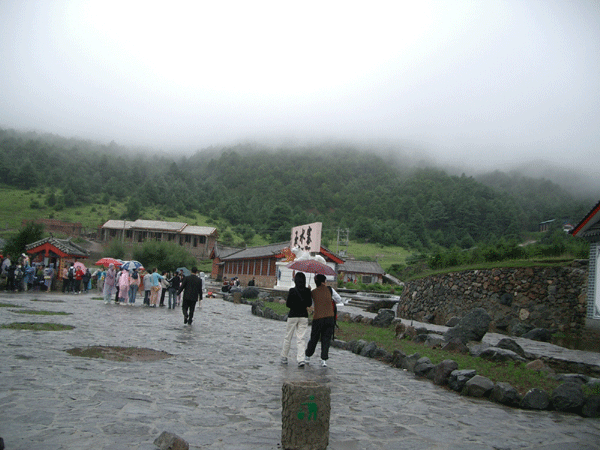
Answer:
[
  {"left": 99, "top": 219, "right": 218, "bottom": 260},
  {"left": 209, "top": 242, "right": 244, "bottom": 281},
  {"left": 337, "top": 260, "right": 385, "bottom": 284},
  {"left": 25, "top": 237, "right": 89, "bottom": 283}
]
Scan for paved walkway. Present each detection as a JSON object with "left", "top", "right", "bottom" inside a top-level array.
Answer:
[{"left": 1, "top": 290, "right": 600, "bottom": 450}]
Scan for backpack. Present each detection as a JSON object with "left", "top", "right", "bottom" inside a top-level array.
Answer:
[{"left": 68, "top": 267, "right": 75, "bottom": 279}]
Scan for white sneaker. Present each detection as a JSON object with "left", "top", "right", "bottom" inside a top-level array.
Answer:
[
  {"left": 304, "top": 357, "right": 310, "bottom": 365},
  {"left": 298, "top": 361, "right": 305, "bottom": 367},
  {"left": 320, "top": 359, "right": 327, "bottom": 367},
  {"left": 280, "top": 357, "right": 288, "bottom": 365}
]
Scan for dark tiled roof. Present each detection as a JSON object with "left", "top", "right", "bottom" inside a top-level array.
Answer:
[
  {"left": 222, "top": 242, "right": 289, "bottom": 260},
  {"left": 26, "top": 237, "right": 89, "bottom": 257},
  {"left": 338, "top": 260, "right": 385, "bottom": 275},
  {"left": 212, "top": 242, "right": 244, "bottom": 259}
]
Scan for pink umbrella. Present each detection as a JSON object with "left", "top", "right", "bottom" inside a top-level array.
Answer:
[
  {"left": 95, "top": 257, "right": 123, "bottom": 267},
  {"left": 73, "top": 261, "right": 86, "bottom": 271},
  {"left": 287, "top": 259, "right": 336, "bottom": 276}
]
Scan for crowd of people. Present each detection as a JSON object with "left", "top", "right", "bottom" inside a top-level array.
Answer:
[{"left": 1, "top": 253, "right": 56, "bottom": 292}]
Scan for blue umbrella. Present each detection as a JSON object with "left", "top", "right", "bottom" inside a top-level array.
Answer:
[
  {"left": 121, "top": 260, "right": 144, "bottom": 271},
  {"left": 176, "top": 267, "right": 191, "bottom": 276}
]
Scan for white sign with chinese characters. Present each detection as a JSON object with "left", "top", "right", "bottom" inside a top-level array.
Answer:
[{"left": 290, "top": 222, "right": 322, "bottom": 253}]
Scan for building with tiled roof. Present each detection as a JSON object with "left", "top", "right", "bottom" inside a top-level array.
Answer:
[
  {"left": 99, "top": 219, "right": 218, "bottom": 260},
  {"left": 337, "top": 260, "right": 385, "bottom": 284},
  {"left": 25, "top": 237, "right": 89, "bottom": 282},
  {"left": 571, "top": 198, "right": 600, "bottom": 329},
  {"left": 209, "top": 242, "right": 244, "bottom": 280}
]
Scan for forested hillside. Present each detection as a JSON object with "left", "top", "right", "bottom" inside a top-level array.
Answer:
[{"left": 0, "top": 127, "right": 592, "bottom": 251}]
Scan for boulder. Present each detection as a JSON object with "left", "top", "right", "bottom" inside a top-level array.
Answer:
[
  {"left": 443, "top": 308, "right": 491, "bottom": 344},
  {"left": 394, "top": 322, "right": 406, "bottom": 337},
  {"left": 413, "top": 334, "right": 428, "bottom": 344},
  {"left": 522, "top": 328, "right": 553, "bottom": 342},
  {"left": 582, "top": 395, "right": 600, "bottom": 418},
  {"left": 526, "top": 359, "right": 554, "bottom": 374},
  {"left": 520, "top": 388, "right": 550, "bottom": 410},
  {"left": 359, "top": 342, "right": 379, "bottom": 358},
  {"left": 413, "top": 357, "right": 435, "bottom": 378},
  {"left": 478, "top": 347, "right": 526, "bottom": 363},
  {"left": 468, "top": 342, "right": 491, "bottom": 358},
  {"left": 551, "top": 382, "right": 584, "bottom": 413},
  {"left": 433, "top": 360, "right": 458, "bottom": 386},
  {"left": 373, "top": 348, "right": 392, "bottom": 362},
  {"left": 251, "top": 301, "right": 264, "bottom": 317},
  {"left": 372, "top": 309, "right": 395, "bottom": 328},
  {"left": 154, "top": 431, "right": 189, "bottom": 450},
  {"left": 441, "top": 338, "right": 469, "bottom": 354},
  {"left": 242, "top": 286, "right": 260, "bottom": 299},
  {"left": 499, "top": 292, "right": 513, "bottom": 306},
  {"left": 463, "top": 375, "right": 494, "bottom": 398},
  {"left": 401, "top": 353, "right": 421, "bottom": 372},
  {"left": 445, "top": 316, "right": 461, "bottom": 327},
  {"left": 350, "top": 340, "right": 368, "bottom": 355},
  {"left": 553, "top": 373, "right": 589, "bottom": 385},
  {"left": 495, "top": 338, "right": 525, "bottom": 358},
  {"left": 390, "top": 349, "right": 408, "bottom": 368},
  {"left": 366, "top": 300, "right": 397, "bottom": 313},
  {"left": 424, "top": 334, "right": 444, "bottom": 348},
  {"left": 490, "top": 382, "right": 521, "bottom": 407},
  {"left": 448, "top": 369, "right": 477, "bottom": 392}
]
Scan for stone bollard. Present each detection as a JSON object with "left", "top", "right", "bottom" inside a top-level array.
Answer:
[
  {"left": 281, "top": 380, "right": 330, "bottom": 450},
  {"left": 233, "top": 292, "right": 242, "bottom": 304}
]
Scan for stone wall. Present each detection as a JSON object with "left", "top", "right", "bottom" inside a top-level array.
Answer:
[{"left": 396, "top": 264, "right": 589, "bottom": 334}]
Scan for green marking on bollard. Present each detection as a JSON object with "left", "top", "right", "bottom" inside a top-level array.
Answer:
[{"left": 297, "top": 395, "right": 318, "bottom": 421}]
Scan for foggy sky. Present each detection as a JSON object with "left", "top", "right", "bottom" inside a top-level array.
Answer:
[{"left": 1, "top": 1, "right": 599, "bottom": 175}]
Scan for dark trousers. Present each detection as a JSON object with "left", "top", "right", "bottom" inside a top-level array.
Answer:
[
  {"left": 159, "top": 288, "right": 166, "bottom": 306},
  {"left": 144, "top": 290, "right": 150, "bottom": 305},
  {"left": 182, "top": 299, "right": 197, "bottom": 324},
  {"left": 305, "top": 317, "right": 335, "bottom": 361}
]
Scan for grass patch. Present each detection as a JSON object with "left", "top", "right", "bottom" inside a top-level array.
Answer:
[
  {"left": 13, "top": 310, "right": 71, "bottom": 316},
  {"left": 30, "top": 298, "right": 65, "bottom": 303},
  {"left": 335, "top": 321, "right": 560, "bottom": 395},
  {"left": 263, "top": 301, "right": 289, "bottom": 316},
  {"left": 1, "top": 322, "right": 74, "bottom": 331},
  {"left": 0, "top": 302, "right": 22, "bottom": 308},
  {"left": 66, "top": 345, "right": 172, "bottom": 362},
  {"left": 91, "top": 297, "right": 104, "bottom": 301}
]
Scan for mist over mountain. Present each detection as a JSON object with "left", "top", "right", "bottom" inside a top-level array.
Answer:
[{"left": 0, "top": 127, "right": 594, "bottom": 251}]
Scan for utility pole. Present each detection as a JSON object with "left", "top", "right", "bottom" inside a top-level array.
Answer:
[{"left": 336, "top": 228, "right": 349, "bottom": 257}]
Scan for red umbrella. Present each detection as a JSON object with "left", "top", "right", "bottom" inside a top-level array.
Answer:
[
  {"left": 95, "top": 257, "right": 123, "bottom": 267},
  {"left": 287, "top": 259, "right": 336, "bottom": 276}
]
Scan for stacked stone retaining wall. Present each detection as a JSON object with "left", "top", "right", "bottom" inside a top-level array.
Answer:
[{"left": 397, "top": 265, "right": 589, "bottom": 334}]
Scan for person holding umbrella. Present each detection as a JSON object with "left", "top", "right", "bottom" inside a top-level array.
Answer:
[{"left": 280, "top": 272, "right": 312, "bottom": 367}]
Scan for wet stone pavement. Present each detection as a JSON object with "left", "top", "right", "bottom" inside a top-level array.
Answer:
[{"left": 1, "top": 290, "right": 600, "bottom": 450}]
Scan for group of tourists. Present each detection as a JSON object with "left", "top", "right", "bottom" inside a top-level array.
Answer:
[
  {"left": 280, "top": 272, "right": 345, "bottom": 368},
  {"left": 1, "top": 254, "right": 56, "bottom": 292},
  {"left": 61, "top": 263, "right": 93, "bottom": 294},
  {"left": 99, "top": 265, "right": 204, "bottom": 323}
]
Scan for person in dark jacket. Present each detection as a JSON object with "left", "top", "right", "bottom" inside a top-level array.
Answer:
[
  {"left": 280, "top": 272, "right": 313, "bottom": 367},
  {"left": 177, "top": 267, "right": 203, "bottom": 325}
]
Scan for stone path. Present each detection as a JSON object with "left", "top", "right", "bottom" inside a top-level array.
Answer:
[{"left": 1, "top": 290, "right": 600, "bottom": 450}]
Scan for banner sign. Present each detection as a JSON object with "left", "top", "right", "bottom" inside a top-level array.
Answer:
[{"left": 290, "top": 222, "right": 322, "bottom": 253}]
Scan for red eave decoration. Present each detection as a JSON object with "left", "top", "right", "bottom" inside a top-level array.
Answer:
[
  {"left": 26, "top": 242, "right": 69, "bottom": 258},
  {"left": 320, "top": 247, "right": 344, "bottom": 264},
  {"left": 572, "top": 201, "right": 600, "bottom": 237}
]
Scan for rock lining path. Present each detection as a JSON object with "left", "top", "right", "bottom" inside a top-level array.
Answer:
[{"left": 1, "top": 290, "right": 599, "bottom": 449}]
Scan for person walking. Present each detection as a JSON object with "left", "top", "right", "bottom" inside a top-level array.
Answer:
[
  {"left": 159, "top": 271, "right": 169, "bottom": 307},
  {"left": 177, "top": 266, "right": 203, "bottom": 325},
  {"left": 280, "top": 272, "right": 313, "bottom": 367},
  {"left": 304, "top": 274, "right": 337, "bottom": 368},
  {"left": 103, "top": 264, "right": 116, "bottom": 304}
]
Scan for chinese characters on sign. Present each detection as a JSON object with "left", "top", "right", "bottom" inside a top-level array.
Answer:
[{"left": 290, "top": 222, "right": 322, "bottom": 253}]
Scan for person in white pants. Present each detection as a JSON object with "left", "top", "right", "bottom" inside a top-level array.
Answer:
[{"left": 280, "top": 272, "right": 313, "bottom": 367}]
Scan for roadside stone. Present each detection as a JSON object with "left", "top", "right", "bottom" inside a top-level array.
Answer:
[
  {"left": 390, "top": 349, "right": 407, "bottom": 368},
  {"left": 509, "top": 320, "right": 534, "bottom": 337},
  {"left": 359, "top": 341, "right": 379, "bottom": 358},
  {"left": 551, "top": 382, "right": 585, "bottom": 413},
  {"left": 424, "top": 334, "right": 444, "bottom": 348},
  {"left": 372, "top": 309, "right": 395, "bottom": 328},
  {"left": 413, "top": 357, "right": 435, "bottom": 378},
  {"left": 444, "top": 308, "right": 492, "bottom": 344},
  {"left": 490, "top": 382, "right": 521, "bottom": 407},
  {"left": 401, "top": 353, "right": 421, "bottom": 372},
  {"left": 553, "top": 373, "right": 589, "bottom": 385},
  {"left": 433, "top": 360, "right": 458, "bottom": 386},
  {"left": 521, "top": 388, "right": 550, "bottom": 410},
  {"left": 242, "top": 287, "right": 260, "bottom": 299},
  {"left": 582, "top": 395, "right": 600, "bottom": 418},
  {"left": 522, "top": 328, "right": 553, "bottom": 342},
  {"left": 478, "top": 347, "right": 526, "bottom": 363},
  {"left": 445, "top": 316, "right": 461, "bottom": 327},
  {"left": 495, "top": 338, "right": 525, "bottom": 358},
  {"left": 154, "top": 431, "right": 189, "bottom": 450},
  {"left": 394, "top": 322, "right": 406, "bottom": 338},
  {"left": 441, "top": 338, "right": 469, "bottom": 354},
  {"left": 448, "top": 369, "right": 477, "bottom": 392},
  {"left": 463, "top": 375, "right": 494, "bottom": 398},
  {"left": 526, "top": 359, "right": 554, "bottom": 374},
  {"left": 468, "top": 342, "right": 491, "bottom": 357}
]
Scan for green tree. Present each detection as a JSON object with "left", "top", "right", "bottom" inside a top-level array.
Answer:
[
  {"left": 132, "top": 241, "right": 196, "bottom": 273},
  {"left": 3, "top": 222, "right": 44, "bottom": 258}
]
